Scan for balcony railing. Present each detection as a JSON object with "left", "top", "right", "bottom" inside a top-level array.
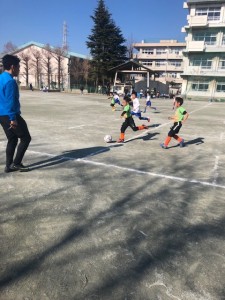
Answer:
[
  {"left": 188, "top": 15, "right": 208, "bottom": 27},
  {"left": 186, "top": 41, "right": 205, "bottom": 52},
  {"left": 183, "top": 66, "right": 225, "bottom": 76},
  {"left": 136, "top": 53, "right": 184, "bottom": 59}
]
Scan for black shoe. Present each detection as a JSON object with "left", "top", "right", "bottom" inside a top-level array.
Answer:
[
  {"left": 10, "top": 163, "right": 30, "bottom": 172},
  {"left": 4, "top": 166, "right": 17, "bottom": 173}
]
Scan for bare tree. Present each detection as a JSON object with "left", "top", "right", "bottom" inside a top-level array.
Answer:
[
  {"left": 42, "top": 44, "right": 52, "bottom": 89},
  {"left": 69, "top": 57, "right": 90, "bottom": 88},
  {"left": 2, "top": 41, "right": 17, "bottom": 54},
  {"left": 18, "top": 52, "right": 31, "bottom": 87},
  {"left": 30, "top": 49, "right": 42, "bottom": 88},
  {"left": 81, "top": 59, "right": 90, "bottom": 87},
  {"left": 126, "top": 35, "right": 136, "bottom": 60},
  {"left": 51, "top": 47, "right": 67, "bottom": 89},
  {"left": 70, "top": 57, "right": 83, "bottom": 86}
]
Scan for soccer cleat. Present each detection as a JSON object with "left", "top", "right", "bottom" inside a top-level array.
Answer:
[
  {"left": 10, "top": 163, "right": 30, "bottom": 172},
  {"left": 142, "top": 124, "right": 148, "bottom": 129},
  {"left": 117, "top": 138, "right": 124, "bottom": 143},
  {"left": 160, "top": 143, "right": 168, "bottom": 149},
  {"left": 179, "top": 139, "right": 185, "bottom": 148}
]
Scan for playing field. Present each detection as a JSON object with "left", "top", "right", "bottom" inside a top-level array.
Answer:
[{"left": 0, "top": 91, "right": 225, "bottom": 300}]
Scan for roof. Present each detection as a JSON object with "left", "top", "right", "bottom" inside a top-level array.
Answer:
[
  {"left": 187, "top": 0, "right": 224, "bottom": 4},
  {"left": 133, "top": 42, "right": 186, "bottom": 48},
  {"left": 11, "top": 41, "right": 88, "bottom": 59},
  {"left": 108, "top": 59, "right": 156, "bottom": 75}
]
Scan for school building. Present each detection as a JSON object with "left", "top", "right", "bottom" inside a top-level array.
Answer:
[
  {"left": 2, "top": 41, "right": 88, "bottom": 91},
  {"left": 133, "top": 40, "right": 186, "bottom": 94},
  {"left": 181, "top": 0, "right": 225, "bottom": 101}
]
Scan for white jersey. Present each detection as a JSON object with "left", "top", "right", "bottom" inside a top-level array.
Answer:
[{"left": 132, "top": 97, "right": 141, "bottom": 113}]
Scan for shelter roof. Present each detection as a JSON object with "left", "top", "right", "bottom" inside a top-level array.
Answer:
[{"left": 109, "top": 59, "right": 156, "bottom": 75}]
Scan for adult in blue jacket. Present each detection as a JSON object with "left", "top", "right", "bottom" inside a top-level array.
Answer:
[{"left": 0, "top": 54, "right": 31, "bottom": 173}]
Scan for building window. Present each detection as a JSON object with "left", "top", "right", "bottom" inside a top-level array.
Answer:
[
  {"left": 191, "top": 81, "right": 209, "bottom": 91},
  {"left": 218, "top": 59, "right": 225, "bottom": 69},
  {"left": 142, "top": 61, "right": 153, "bottom": 66},
  {"left": 142, "top": 49, "right": 154, "bottom": 55},
  {"left": 168, "top": 60, "right": 182, "bottom": 67},
  {"left": 169, "top": 73, "right": 177, "bottom": 78},
  {"left": 173, "top": 49, "right": 180, "bottom": 55},
  {"left": 159, "top": 72, "right": 166, "bottom": 78},
  {"left": 156, "top": 49, "right": 167, "bottom": 55},
  {"left": 216, "top": 82, "right": 225, "bottom": 92},
  {"left": 155, "top": 61, "right": 167, "bottom": 67},
  {"left": 222, "top": 34, "right": 225, "bottom": 45},
  {"left": 193, "top": 32, "right": 217, "bottom": 45},
  {"left": 191, "top": 59, "right": 212, "bottom": 69},
  {"left": 196, "top": 7, "right": 221, "bottom": 21}
]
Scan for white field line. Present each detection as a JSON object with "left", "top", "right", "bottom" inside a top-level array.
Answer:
[
  {"left": 212, "top": 156, "right": 219, "bottom": 185},
  {"left": 27, "top": 149, "right": 225, "bottom": 190}
]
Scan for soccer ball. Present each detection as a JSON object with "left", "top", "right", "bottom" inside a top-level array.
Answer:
[{"left": 104, "top": 134, "right": 112, "bottom": 143}]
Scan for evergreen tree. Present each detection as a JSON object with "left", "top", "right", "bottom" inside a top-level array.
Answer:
[{"left": 86, "top": 0, "right": 127, "bottom": 86}]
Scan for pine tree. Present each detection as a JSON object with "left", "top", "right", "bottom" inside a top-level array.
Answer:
[{"left": 86, "top": 0, "right": 127, "bottom": 86}]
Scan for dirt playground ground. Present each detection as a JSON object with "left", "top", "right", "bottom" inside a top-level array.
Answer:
[{"left": 0, "top": 91, "right": 225, "bottom": 300}]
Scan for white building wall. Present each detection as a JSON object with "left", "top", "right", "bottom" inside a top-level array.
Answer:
[
  {"left": 182, "top": 1, "right": 225, "bottom": 100},
  {"left": 14, "top": 44, "right": 69, "bottom": 89}
]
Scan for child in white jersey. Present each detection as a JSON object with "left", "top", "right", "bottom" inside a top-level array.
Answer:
[
  {"left": 130, "top": 91, "right": 150, "bottom": 122},
  {"left": 143, "top": 92, "right": 157, "bottom": 113}
]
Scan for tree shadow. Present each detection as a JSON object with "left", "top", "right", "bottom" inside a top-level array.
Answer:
[
  {"left": 167, "top": 137, "right": 205, "bottom": 149},
  {"left": 185, "top": 137, "right": 205, "bottom": 146},
  {"left": 148, "top": 123, "right": 161, "bottom": 128},
  {"left": 28, "top": 145, "right": 123, "bottom": 171}
]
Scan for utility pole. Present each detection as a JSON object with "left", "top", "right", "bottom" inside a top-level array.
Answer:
[{"left": 62, "top": 21, "right": 68, "bottom": 51}]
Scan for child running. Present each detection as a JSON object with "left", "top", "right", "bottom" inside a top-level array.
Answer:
[
  {"left": 160, "top": 96, "right": 189, "bottom": 149},
  {"left": 143, "top": 92, "right": 157, "bottom": 113},
  {"left": 130, "top": 91, "right": 150, "bottom": 122},
  {"left": 117, "top": 96, "right": 148, "bottom": 143},
  {"left": 110, "top": 92, "right": 122, "bottom": 111}
]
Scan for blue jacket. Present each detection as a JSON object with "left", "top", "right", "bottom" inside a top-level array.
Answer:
[{"left": 0, "top": 71, "right": 21, "bottom": 120}]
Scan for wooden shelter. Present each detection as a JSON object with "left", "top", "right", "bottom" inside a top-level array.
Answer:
[{"left": 108, "top": 59, "right": 157, "bottom": 89}]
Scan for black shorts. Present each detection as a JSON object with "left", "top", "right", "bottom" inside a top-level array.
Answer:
[{"left": 168, "top": 122, "right": 182, "bottom": 137}]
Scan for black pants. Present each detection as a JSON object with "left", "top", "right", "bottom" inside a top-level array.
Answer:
[
  {"left": 168, "top": 122, "right": 182, "bottom": 137},
  {"left": 0, "top": 114, "right": 31, "bottom": 167},
  {"left": 121, "top": 116, "right": 139, "bottom": 133}
]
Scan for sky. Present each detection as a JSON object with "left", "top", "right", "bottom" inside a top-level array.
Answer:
[{"left": 0, "top": 0, "right": 187, "bottom": 55}]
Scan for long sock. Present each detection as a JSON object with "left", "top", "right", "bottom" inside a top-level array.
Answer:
[
  {"left": 120, "top": 133, "right": 125, "bottom": 140},
  {"left": 164, "top": 136, "right": 172, "bottom": 146},
  {"left": 174, "top": 135, "right": 182, "bottom": 142},
  {"left": 138, "top": 125, "right": 145, "bottom": 130}
]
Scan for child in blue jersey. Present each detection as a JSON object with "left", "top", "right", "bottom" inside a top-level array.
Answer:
[{"left": 117, "top": 96, "right": 148, "bottom": 143}]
